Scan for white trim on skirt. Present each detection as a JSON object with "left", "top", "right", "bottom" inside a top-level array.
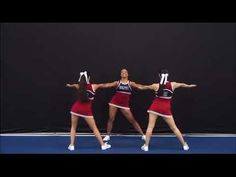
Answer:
[
  {"left": 70, "top": 111, "right": 94, "bottom": 118},
  {"left": 109, "top": 103, "right": 130, "bottom": 110},
  {"left": 147, "top": 110, "right": 172, "bottom": 118}
]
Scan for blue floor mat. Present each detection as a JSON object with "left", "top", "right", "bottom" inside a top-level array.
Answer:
[{"left": 0, "top": 136, "right": 235, "bottom": 154}]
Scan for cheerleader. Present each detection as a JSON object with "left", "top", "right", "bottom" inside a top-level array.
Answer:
[
  {"left": 66, "top": 71, "right": 111, "bottom": 151},
  {"left": 139, "top": 69, "right": 197, "bottom": 151},
  {"left": 103, "top": 69, "right": 145, "bottom": 141}
]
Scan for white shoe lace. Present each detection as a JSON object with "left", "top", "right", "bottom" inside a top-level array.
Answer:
[
  {"left": 141, "top": 144, "right": 149, "bottom": 151},
  {"left": 183, "top": 143, "right": 189, "bottom": 151},
  {"left": 101, "top": 142, "right": 111, "bottom": 150},
  {"left": 68, "top": 145, "right": 75, "bottom": 151},
  {"left": 103, "top": 135, "right": 110, "bottom": 141}
]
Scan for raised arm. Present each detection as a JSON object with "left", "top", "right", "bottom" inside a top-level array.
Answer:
[
  {"left": 172, "top": 82, "right": 197, "bottom": 90},
  {"left": 66, "top": 83, "right": 79, "bottom": 89}
]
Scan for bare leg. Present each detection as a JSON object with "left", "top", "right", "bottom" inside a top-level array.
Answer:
[
  {"left": 145, "top": 113, "right": 158, "bottom": 146},
  {"left": 84, "top": 118, "right": 105, "bottom": 146},
  {"left": 162, "top": 116, "right": 185, "bottom": 146},
  {"left": 120, "top": 109, "right": 144, "bottom": 135},
  {"left": 106, "top": 105, "right": 118, "bottom": 135},
  {"left": 70, "top": 114, "right": 79, "bottom": 146}
]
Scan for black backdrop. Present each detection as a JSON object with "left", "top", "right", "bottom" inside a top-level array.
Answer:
[{"left": 1, "top": 23, "right": 235, "bottom": 133}]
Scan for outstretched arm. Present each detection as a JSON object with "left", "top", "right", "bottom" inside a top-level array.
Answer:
[
  {"left": 172, "top": 82, "right": 197, "bottom": 90},
  {"left": 66, "top": 83, "right": 79, "bottom": 89},
  {"left": 130, "top": 81, "right": 146, "bottom": 89},
  {"left": 136, "top": 83, "right": 159, "bottom": 91},
  {"left": 92, "top": 81, "right": 118, "bottom": 91}
]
